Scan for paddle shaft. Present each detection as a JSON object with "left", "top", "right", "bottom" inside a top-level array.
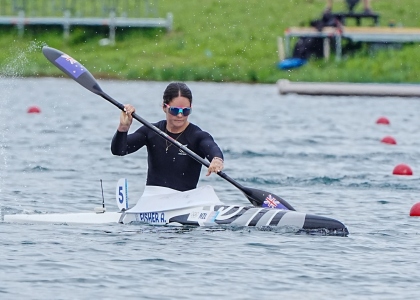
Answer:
[
  {"left": 42, "top": 46, "right": 296, "bottom": 210},
  {"left": 98, "top": 90, "right": 250, "bottom": 193}
]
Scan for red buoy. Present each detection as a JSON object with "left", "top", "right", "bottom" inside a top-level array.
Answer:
[
  {"left": 27, "top": 106, "right": 41, "bottom": 114},
  {"left": 410, "top": 202, "right": 420, "bottom": 216},
  {"left": 381, "top": 136, "right": 397, "bottom": 145},
  {"left": 392, "top": 164, "right": 413, "bottom": 176},
  {"left": 376, "top": 117, "right": 390, "bottom": 125}
]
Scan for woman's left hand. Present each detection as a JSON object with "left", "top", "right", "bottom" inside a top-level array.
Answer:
[{"left": 206, "top": 157, "right": 224, "bottom": 176}]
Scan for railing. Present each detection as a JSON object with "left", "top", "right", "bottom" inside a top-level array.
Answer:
[
  {"left": 0, "top": 0, "right": 173, "bottom": 44},
  {"left": 0, "top": 0, "right": 164, "bottom": 18}
]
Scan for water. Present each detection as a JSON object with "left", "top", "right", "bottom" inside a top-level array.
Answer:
[{"left": 1, "top": 77, "right": 420, "bottom": 299}]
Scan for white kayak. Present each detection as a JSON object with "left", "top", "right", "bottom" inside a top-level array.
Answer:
[{"left": 2, "top": 179, "right": 348, "bottom": 236}]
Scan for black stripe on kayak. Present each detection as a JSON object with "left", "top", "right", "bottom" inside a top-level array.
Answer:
[
  {"left": 303, "top": 214, "right": 348, "bottom": 232},
  {"left": 269, "top": 210, "right": 288, "bottom": 226},
  {"left": 169, "top": 214, "right": 198, "bottom": 226},
  {"left": 247, "top": 209, "right": 270, "bottom": 226},
  {"left": 214, "top": 207, "right": 248, "bottom": 225},
  {"left": 218, "top": 206, "right": 241, "bottom": 216}
]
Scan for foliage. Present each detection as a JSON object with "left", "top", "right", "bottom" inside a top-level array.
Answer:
[{"left": 1, "top": 0, "right": 420, "bottom": 83}]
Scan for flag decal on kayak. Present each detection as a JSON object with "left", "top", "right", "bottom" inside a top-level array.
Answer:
[
  {"left": 263, "top": 194, "right": 280, "bottom": 208},
  {"left": 55, "top": 54, "right": 86, "bottom": 79}
]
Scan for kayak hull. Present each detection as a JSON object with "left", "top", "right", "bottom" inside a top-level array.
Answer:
[
  {"left": 122, "top": 204, "right": 348, "bottom": 236},
  {"left": 3, "top": 211, "right": 122, "bottom": 224},
  {"left": 3, "top": 185, "right": 348, "bottom": 236},
  {"left": 3, "top": 206, "right": 348, "bottom": 235}
]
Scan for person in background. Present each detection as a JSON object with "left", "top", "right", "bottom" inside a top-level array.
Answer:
[
  {"left": 325, "top": 0, "right": 373, "bottom": 15},
  {"left": 111, "top": 82, "right": 224, "bottom": 192}
]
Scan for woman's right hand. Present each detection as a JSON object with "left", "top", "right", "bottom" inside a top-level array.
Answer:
[{"left": 118, "top": 104, "right": 135, "bottom": 132}]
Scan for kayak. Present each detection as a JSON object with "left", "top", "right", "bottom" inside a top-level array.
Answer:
[
  {"left": 277, "top": 58, "right": 307, "bottom": 70},
  {"left": 2, "top": 180, "right": 349, "bottom": 236}
]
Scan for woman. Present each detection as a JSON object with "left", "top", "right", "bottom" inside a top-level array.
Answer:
[{"left": 111, "top": 82, "right": 224, "bottom": 192}]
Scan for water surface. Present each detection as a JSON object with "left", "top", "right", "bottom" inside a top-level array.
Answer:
[{"left": 1, "top": 77, "right": 419, "bottom": 299}]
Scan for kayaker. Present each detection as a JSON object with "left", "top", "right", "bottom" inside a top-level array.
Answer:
[{"left": 111, "top": 82, "right": 224, "bottom": 192}]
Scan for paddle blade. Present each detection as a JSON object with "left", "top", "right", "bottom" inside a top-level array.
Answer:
[
  {"left": 42, "top": 46, "right": 103, "bottom": 95},
  {"left": 243, "top": 187, "right": 296, "bottom": 211}
]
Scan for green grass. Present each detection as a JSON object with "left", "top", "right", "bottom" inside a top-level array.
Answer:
[{"left": 1, "top": 0, "right": 420, "bottom": 83}]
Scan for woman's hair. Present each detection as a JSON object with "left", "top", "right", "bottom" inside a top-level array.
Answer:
[{"left": 163, "top": 82, "right": 193, "bottom": 105}]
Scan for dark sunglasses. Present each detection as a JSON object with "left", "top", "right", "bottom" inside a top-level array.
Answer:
[{"left": 164, "top": 104, "right": 192, "bottom": 116}]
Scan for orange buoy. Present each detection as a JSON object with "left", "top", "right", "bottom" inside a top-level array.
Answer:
[
  {"left": 410, "top": 202, "right": 420, "bottom": 216},
  {"left": 376, "top": 117, "right": 390, "bottom": 125},
  {"left": 392, "top": 164, "right": 413, "bottom": 176},
  {"left": 381, "top": 136, "right": 397, "bottom": 145},
  {"left": 27, "top": 106, "right": 41, "bottom": 114}
]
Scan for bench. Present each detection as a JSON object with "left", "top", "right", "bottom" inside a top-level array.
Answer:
[
  {"left": 282, "top": 26, "right": 420, "bottom": 61},
  {"left": 330, "top": 12, "right": 380, "bottom": 26}
]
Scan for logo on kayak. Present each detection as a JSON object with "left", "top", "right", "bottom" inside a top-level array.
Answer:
[
  {"left": 188, "top": 211, "right": 209, "bottom": 222},
  {"left": 263, "top": 194, "right": 280, "bottom": 208}
]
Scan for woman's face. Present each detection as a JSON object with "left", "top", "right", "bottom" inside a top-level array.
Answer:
[{"left": 164, "top": 96, "right": 191, "bottom": 131}]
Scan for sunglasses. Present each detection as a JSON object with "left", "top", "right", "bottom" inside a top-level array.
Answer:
[{"left": 164, "top": 104, "right": 192, "bottom": 116}]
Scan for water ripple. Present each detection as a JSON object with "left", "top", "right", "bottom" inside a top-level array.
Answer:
[{"left": 1, "top": 78, "right": 420, "bottom": 299}]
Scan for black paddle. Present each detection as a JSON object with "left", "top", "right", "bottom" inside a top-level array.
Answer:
[{"left": 42, "top": 46, "right": 295, "bottom": 211}]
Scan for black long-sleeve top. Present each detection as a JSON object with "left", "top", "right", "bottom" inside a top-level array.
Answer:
[{"left": 111, "top": 120, "right": 223, "bottom": 191}]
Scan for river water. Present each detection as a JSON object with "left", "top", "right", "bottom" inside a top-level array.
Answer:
[{"left": 1, "top": 76, "right": 420, "bottom": 299}]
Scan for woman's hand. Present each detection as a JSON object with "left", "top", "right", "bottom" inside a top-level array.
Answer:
[
  {"left": 118, "top": 104, "right": 135, "bottom": 132},
  {"left": 206, "top": 157, "right": 224, "bottom": 176}
]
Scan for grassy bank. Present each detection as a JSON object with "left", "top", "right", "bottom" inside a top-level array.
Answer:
[{"left": 1, "top": 0, "right": 420, "bottom": 83}]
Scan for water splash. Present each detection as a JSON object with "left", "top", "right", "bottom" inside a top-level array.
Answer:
[
  {"left": 0, "top": 40, "right": 44, "bottom": 197},
  {"left": 0, "top": 41, "right": 44, "bottom": 78}
]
